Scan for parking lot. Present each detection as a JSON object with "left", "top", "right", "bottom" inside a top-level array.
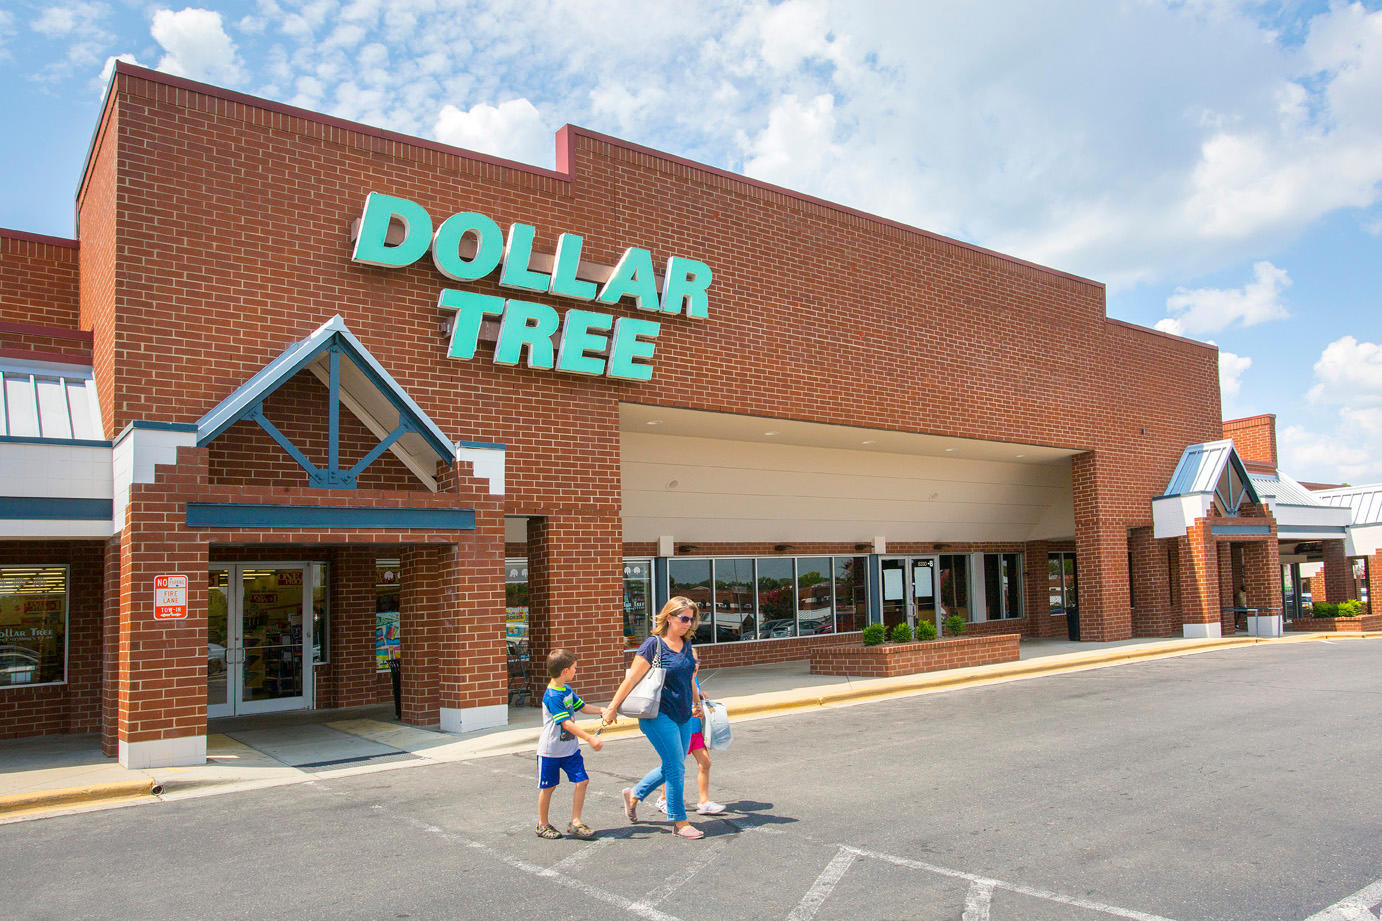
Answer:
[{"left": 2, "top": 639, "right": 1380, "bottom": 921}]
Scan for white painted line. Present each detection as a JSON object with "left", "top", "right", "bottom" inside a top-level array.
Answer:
[
  {"left": 787, "top": 846, "right": 858, "bottom": 921},
  {"left": 1300, "top": 877, "right": 1382, "bottom": 921},
  {"left": 844, "top": 846, "right": 1181, "bottom": 921},
  {"left": 963, "top": 880, "right": 994, "bottom": 921},
  {"left": 547, "top": 836, "right": 615, "bottom": 874},
  {"left": 644, "top": 839, "right": 726, "bottom": 906},
  {"left": 395, "top": 813, "right": 686, "bottom": 921}
]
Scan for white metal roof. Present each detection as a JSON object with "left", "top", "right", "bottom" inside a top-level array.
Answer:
[
  {"left": 1313, "top": 484, "right": 1382, "bottom": 526},
  {"left": 0, "top": 360, "right": 103, "bottom": 442},
  {"left": 1161, "top": 439, "right": 1259, "bottom": 502},
  {"left": 1249, "top": 471, "right": 1324, "bottom": 508}
]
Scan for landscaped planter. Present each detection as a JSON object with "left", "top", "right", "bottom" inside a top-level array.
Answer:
[
  {"left": 808, "top": 633, "right": 1021, "bottom": 678},
  {"left": 1288, "top": 613, "right": 1382, "bottom": 633}
]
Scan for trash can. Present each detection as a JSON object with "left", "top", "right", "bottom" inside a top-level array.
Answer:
[
  {"left": 388, "top": 657, "right": 402, "bottom": 719},
  {"left": 1066, "top": 608, "right": 1080, "bottom": 641}
]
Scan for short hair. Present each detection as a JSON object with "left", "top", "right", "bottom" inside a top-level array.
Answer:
[{"left": 547, "top": 648, "right": 577, "bottom": 679}]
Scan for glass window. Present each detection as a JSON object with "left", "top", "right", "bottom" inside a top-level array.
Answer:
[
  {"left": 1048, "top": 552, "right": 1078, "bottom": 615},
  {"left": 669, "top": 558, "right": 713, "bottom": 643},
  {"left": 375, "top": 559, "right": 401, "bottom": 671},
  {"left": 311, "top": 562, "right": 329, "bottom": 664},
  {"left": 505, "top": 560, "right": 529, "bottom": 659},
  {"left": 796, "top": 557, "right": 833, "bottom": 635},
  {"left": 622, "top": 560, "right": 652, "bottom": 646},
  {"left": 1003, "top": 553, "right": 1022, "bottom": 619},
  {"left": 1351, "top": 557, "right": 1369, "bottom": 606},
  {"left": 983, "top": 553, "right": 1023, "bottom": 619},
  {"left": 0, "top": 566, "right": 67, "bottom": 687},
  {"left": 713, "top": 558, "right": 755, "bottom": 643},
  {"left": 833, "top": 556, "right": 867, "bottom": 632},
  {"left": 756, "top": 558, "right": 796, "bottom": 638},
  {"left": 938, "top": 554, "right": 969, "bottom": 622},
  {"left": 1064, "top": 554, "right": 1078, "bottom": 615}
]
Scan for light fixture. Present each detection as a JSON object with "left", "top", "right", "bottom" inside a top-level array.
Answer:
[
  {"left": 854, "top": 543, "right": 871, "bottom": 551},
  {"left": 861, "top": 439, "right": 876, "bottom": 445},
  {"left": 677, "top": 544, "right": 699, "bottom": 554},
  {"left": 764, "top": 430, "right": 779, "bottom": 436},
  {"left": 645, "top": 419, "right": 662, "bottom": 425},
  {"left": 944, "top": 448, "right": 955, "bottom": 453},
  {"left": 774, "top": 543, "right": 794, "bottom": 552},
  {"left": 1015, "top": 453, "right": 1026, "bottom": 458}
]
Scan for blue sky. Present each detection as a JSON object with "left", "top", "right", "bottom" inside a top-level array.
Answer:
[{"left": 2, "top": 0, "right": 1380, "bottom": 483}]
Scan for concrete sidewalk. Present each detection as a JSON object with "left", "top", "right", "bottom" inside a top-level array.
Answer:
[{"left": 1, "top": 631, "right": 1372, "bottom": 823}]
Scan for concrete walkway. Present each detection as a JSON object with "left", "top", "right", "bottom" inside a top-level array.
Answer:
[{"left": 1, "top": 631, "right": 1371, "bottom": 823}]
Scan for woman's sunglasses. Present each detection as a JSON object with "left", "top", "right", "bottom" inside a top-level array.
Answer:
[{"left": 674, "top": 613, "right": 695, "bottom": 624}]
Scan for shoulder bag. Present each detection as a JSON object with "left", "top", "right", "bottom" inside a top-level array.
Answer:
[{"left": 617, "top": 637, "right": 666, "bottom": 719}]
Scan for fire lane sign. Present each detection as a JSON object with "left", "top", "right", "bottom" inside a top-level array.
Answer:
[{"left": 154, "top": 575, "right": 188, "bottom": 620}]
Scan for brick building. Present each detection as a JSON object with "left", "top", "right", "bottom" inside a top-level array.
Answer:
[{"left": 1, "top": 63, "right": 1331, "bottom": 768}]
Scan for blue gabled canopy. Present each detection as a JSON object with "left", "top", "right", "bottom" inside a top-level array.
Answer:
[
  {"left": 197, "top": 315, "right": 453, "bottom": 490},
  {"left": 1161, "top": 439, "right": 1260, "bottom": 513}
]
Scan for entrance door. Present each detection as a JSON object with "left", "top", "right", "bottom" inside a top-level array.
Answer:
[
  {"left": 208, "top": 564, "right": 314, "bottom": 718},
  {"left": 880, "top": 556, "right": 940, "bottom": 632}
]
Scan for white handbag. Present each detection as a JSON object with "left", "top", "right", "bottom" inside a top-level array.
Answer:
[
  {"left": 617, "top": 637, "right": 665, "bottom": 719},
  {"left": 702, "top": 699, "right": 733, "bottom": 750}
]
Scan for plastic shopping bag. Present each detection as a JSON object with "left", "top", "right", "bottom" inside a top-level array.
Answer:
[{"left": 702, "top": 699, "right": 733, "bottom": 750}]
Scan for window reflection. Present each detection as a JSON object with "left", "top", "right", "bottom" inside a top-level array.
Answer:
[
  {"left": 714, "top": 558, "right": 755, "bottom": 642},
  {"left": 669, "top": 558, "right": 713, "bottom": 643},
  {"left": 796, "top": 557, "right": 833, "bottom": 635},
  {"left": 938, "top": 554, "right": 969, "bottom": 622},
  {"left": 834, "top": 556, "right": 867, "bottom": 632}
]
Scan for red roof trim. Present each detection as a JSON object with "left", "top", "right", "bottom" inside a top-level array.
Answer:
[
  {"left": 0, "top": 321, "right": 93, "bottom": 343},
  {"left": 1223, "top": 413, "right": 1277, "bottom": 425},
  {"left": 0, "top": 347, "right": 93, "bottom": 366},
  {"left": 0, "top": 228, "right": 79, "bottom": 249}
]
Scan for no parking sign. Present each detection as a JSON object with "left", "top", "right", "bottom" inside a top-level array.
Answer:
[{"left": 153, "top": 575, "right": 188, "bottom": 620}]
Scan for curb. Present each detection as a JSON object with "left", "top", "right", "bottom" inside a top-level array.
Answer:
[
  {"left": 0, "top": 778, "right": 158, "bottom": 817},
  {"left": 579, "top": 632, "right": 1378, "bottom": 739}
]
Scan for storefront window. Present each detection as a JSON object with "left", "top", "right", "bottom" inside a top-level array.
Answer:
[
  {"left": 713, "top": 558, "right": 754, "bottom": 642},
  {"left": 0, "top": 566, "right": 67, "bottom": 687},
  {"left": 796, "top": 557, "right": 833, "bottom": 635},
  {"left": 833, "top": 556, "right": 867, "bottom": 632},
  {"left": 311, "top": 562, "right": 329, "bottom": 664},
  {"left": 375, "top": 559, "right": 401, "bottom": 671},
  {"left": 669, "top": 558, "right": 713, "bottom": 643},
  {"left": 756, "top": 558, "right": 796, "bottom": 638},
  {"left": 1048, "top": 552, "right": 1078, "bottom": 615},
  {"left": 982, "top": 553, "right": 1023, "bottom": 619},
  {"left": 1351, "top": 557, "right": 1369, "bottom": 605},
  {"left": 938, "top": 554, "right": 969, "bottom": 622},
  {"left": 505, "top": 560, "right": 529, "bottom": 659},
  {"left": 622, "top": 560, "right": 652, "bottom": 645}
]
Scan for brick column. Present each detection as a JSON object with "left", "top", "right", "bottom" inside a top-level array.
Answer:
[
  {"left": 1178, "top": 519, "right": 1220, "bottom": 636},
  {"left": 1128, "top": 527, "right": 1172, "bottom": 636},
  {"left": 317, "top": 547, "right": 379, "bottom": 709},
  {"left": 526, "top": 514, "right": 623, "bottom": 700},
  {"left": 1243, "top": 537, "right": 1283, "bottom": 622},
  {"left": 1217, "top": 543, "right": 1236, "bottom": 634},
  {"left": 1370, "top": 552, "right": 1382, "bottom": 615},
  {"left": 442, "top": 505, "right": 506, "bottom": 732},
  {"left": 100, "top": 535, "right": 122, "bottom": 757},
  {"left": 1321, "top": 540, "right": 1355, "bottom": 603},
  {"left": 1072, "top": 452, "right": 1132, "bottom": 641},
  {"left": 1022, "top": 541, "right": 1050, "bottom": 637},
  {"left": 399, "top": 545, "right": 444, "bottom": 725}
]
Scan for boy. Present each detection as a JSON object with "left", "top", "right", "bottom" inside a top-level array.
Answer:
[{"left": 537, "top": 648, "right": 603, "bottom": 839}]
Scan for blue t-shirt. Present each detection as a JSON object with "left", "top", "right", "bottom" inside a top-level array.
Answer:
[
  {"left": 635, "top": 635, "right": 696, "bottom": 723},
  {"left": 538, "top": 683, "right": 585, "bottom": 758}
]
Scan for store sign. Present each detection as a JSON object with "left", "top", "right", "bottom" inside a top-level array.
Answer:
[
  {"left": 351, "top": 192, "right": 713, "bottom": 381},
  {"left": 153, "top": 574, "right": 188, "bottom": 620}
]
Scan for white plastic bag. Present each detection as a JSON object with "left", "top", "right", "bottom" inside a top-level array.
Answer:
[{"left": 702, "top": 699, "right": 732, "bottom": 750}]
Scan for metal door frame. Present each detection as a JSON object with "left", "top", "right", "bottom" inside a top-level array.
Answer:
[{"left": 208, "top": 562, "right": 315, "bottom": 718}]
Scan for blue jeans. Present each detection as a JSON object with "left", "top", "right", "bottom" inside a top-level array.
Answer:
[{"left": 632, "top": 712, "right": 694, "bottom": 821}]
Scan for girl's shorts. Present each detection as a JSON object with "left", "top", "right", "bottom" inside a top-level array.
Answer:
[{"left": 688, "top": 731, "right": 706, "bottom": 752}]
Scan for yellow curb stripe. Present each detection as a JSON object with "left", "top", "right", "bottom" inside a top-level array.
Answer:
[{"left": 0, "top": 778, "right": 156, "bottom": 816}]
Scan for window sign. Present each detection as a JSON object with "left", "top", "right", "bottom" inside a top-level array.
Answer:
[
  {"left": 622, "top": 560, "right": 652, "bottom": 645},
  {"left": 352, "top": 192, "right": 713, "bottom": 382},
  {"left": 883, "top": 567, "right": 905, "bottom": 602},
  {"left": 506, "top": 561, "right": 529, "bottom": 659},
  {"left": 375, "top": 560, "right": 401, "bottom": 671},
  {"left": 0, "top": 566, "right": 67, "bottom": 687}
]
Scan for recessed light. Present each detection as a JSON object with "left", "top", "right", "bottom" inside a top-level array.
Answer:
[
  {"left": 1015, "top": 453, "right": 1026, "bottom": 458},
  {"left": 944, "top": 448, "right": 955, "bottom": 453},
  {"left": 645, "top": 420, "right": 662, "bottom": 425},
  {"left": 764, "top": 431, "right": 779, "bottom": 436},
  {"left": 861, "top": 439, "right": 876, "bottom": 445}
]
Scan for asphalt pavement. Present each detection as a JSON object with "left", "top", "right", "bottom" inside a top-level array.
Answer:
[{"left": 1, "top": 639, "right": 1379, "bottom": 921}]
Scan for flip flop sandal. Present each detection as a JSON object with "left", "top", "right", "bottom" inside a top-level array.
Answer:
[
  {"left": 622, "top": 788, "right": 638, "bottom": 823},
  {"left": 535, "top": 824, "right": 562, "bottom": 839},
  {"left": 674, "top": 824, "right": 704, "bottom": 839},
  {"left": 567, "top": 822, "right": 597, "bottom": 840}
]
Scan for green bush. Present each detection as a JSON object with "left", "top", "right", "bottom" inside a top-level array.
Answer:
[
  {"left": 1313, "top": 601, "right": 1339, "bottom": 618},
  {"left": 915, "top": 620, "right": 938, "bottom": 641},
  {"left": 1339, "top": 599, "right": 1364, "bottom": 617},
  {"left": 943, "top": 614, "right": 967, "bottom": 636},
  {"left": 890, "top": 623, "right": 913, "bottom": 643},
  {"left": 861, "top": 624, "right": 886, "bottom": 646}
]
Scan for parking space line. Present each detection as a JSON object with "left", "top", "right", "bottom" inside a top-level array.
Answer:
[
  {"left": 843, "top": 846, "right": 1181, "bottom": 921},
  {"left": 962, "top": 880, "right": 994, "bottom": 921},
  {"left": 787, "top": 846, "right": 858, "bottom": 921},
  {"left": 643, "top": 839, "right": 726, "bottom": 907},
  {"left": 1300, "top": 878, "right": 1382, "bottom": 921}
]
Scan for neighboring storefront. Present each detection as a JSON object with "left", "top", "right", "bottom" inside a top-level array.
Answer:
[{"left": 9, "top": 62, "right": 1365, "bottom": 767}]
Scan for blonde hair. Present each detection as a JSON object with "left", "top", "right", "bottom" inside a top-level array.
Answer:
[{"left": 652, "top": 596, "right": 700, "bottom": 638}]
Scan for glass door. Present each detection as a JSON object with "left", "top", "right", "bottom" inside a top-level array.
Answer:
[
  {"left": 880, "top": 556, "right": 940, "bottom": 632},
  {"left": 207, "top": 563, "right": 314, "bottom": 717},
  {"left": 910, "top": 558, "right": 938, "bottom": 632}
]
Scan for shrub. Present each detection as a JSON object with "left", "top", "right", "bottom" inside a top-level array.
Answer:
[
  {"left": 1339, "top": 599, "right": 1364, "bottom": 617},
  {"left": 915, "top": 620, "right": 938, "bottom": 641},
  {"left": 890, "top": 623, "right": 913, "bottom": 643},
  {"left": 861, "top": 624, "right": 886, "bottom": 646},
  {"left": 1313, "top": 601, "right": 1339, "bottom": 618},
  {"left": 944, "top": 614, "right": 967, "bottom": 636}
]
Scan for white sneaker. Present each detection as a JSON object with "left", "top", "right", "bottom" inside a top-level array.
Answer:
[
  {"left": 655, "top": 797, "right": 669, "bottom": 815},
  {"left": 696, "top": 801, "right": 726, "bottom": 815}
]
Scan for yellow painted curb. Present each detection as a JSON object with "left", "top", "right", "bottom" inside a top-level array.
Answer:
[{"left": 0, "top": 778, "right": 157, "bottom": 816}]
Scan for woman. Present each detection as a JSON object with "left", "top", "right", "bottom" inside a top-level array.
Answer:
[{"left": 602, "top": 596, "right": 706, "bottom": 839}]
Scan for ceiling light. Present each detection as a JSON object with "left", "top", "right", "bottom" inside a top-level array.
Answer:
[
  {"left": 645, "top": 420, "right": 662, "bottom": 425},
  {"left": 1015, "top": 453, "right": 1026, "bottom": 458},
  {"left": 944, "top": 448, "right": 955, "bottom": 453},
  {"left": 861, "top": 439, "right": 876, "bottom": 445},
  {"left": 764, "top": 430, "right": 779, "bottom": 436}
]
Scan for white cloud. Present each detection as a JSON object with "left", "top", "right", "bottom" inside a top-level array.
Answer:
[
  {"left": 433, "top": 98, "right": 552, "bottom": 167},
  {"left": 1279, "top": 424, "right": 1376, "bottom": 484},
  {"left": 1218, "top": 348, "right": 1252, "bottom": 406},
  {"left": 151, "top": 7, "right": 244, "bottom": 85},
  {"left": 1281, "top": 336, "right": 1382, "bottom": 484},
  {"left": 97, "top": 52, "right": 141, "bottom": 94},
  {"left": 32, "top": 2, "right": 111, "bottom": 38},
  {"left": 1157, "top": 261, "right": 1291, "bottom": 338},
  {"left": 1307, "top": 336, "right": 1382, "bottom": 406}
]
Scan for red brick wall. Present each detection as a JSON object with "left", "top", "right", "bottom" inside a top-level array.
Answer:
[
  {"left": 0, "top": 232, "right": 81, "bottom": 330},
  {"left": 1319, "top": 540, "right": 1355, "bottom": 604},
  {"left": 1288, "top": 613, "right": 1382, "bottom": 632},
  {"left": 0, "top": 541, "right": 104, "bottom": 739},
  {"left": 622, "top": 632, "right": 855, "bottom": 673},
  {"left": 1128, "top": 526, "right": 1175, "bottom": 636},
  {"left": 809, "top": 634, "right": 1021, "bottom": 678},
  {"left": 1222, "top": 415, "right": 1277, "bottom": 471}
]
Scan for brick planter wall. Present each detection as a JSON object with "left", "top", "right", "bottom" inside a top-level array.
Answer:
[
  {"left": 623, "top": 633, "right": 856, "bottom": 672},
  {"left": 1288, "top": 614, "right": 1382, "bottom": 633},
  {"left": 809, "top": 634, "right": 1022, "bottom": 678}
]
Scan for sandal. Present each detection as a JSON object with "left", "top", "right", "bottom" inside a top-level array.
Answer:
[
  {"left": 567, "top": 822, "right": 597, "bottom": 840},
  {"left": 535, "top": 824, "right": 562, "bottom": 839},
  {"left": 622, "top": 788, "right": 638, "bottom": 823},
  {"left": 674, "top": 824, "right": 704, "bottom": 839}
]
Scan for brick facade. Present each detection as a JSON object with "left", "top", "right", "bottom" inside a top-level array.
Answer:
[
  {"left": 809, "top": 634, "right": 1021, "bottom": 678},
  {"left": 1222, "top": 415, "right": 1278, "bottom": 471}
]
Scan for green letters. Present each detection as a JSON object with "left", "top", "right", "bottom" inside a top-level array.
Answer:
[
  {"left": 433, "top": 212, "right": 503, "bottom": 281},
  {"left": 607, "top": 317, "right": 661, "bottom": 381},
  {"left": 494, "top": 300, "right": 560, "bottom": 369},
  {"left": 660, "top": 256, "right": 713, "bottom": 318},
  {"left": 438, "top": 289, "right": 506, "bottom": 360},
  {"left": 548, "top": 233, "right": 598, "bottom": 301},
  {"left": 499, "top": 224, "right": 552, "bottom": 293},
  {"left": 596, "top": 247, "right": 661, "bottom": 311},
  {"left": 352, "top": 192, "right": 432, "bottom": 268}
]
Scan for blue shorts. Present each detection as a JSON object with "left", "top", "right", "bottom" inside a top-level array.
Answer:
[{"left": 537, "top": 751, "right": 588, "bottom": 789}]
